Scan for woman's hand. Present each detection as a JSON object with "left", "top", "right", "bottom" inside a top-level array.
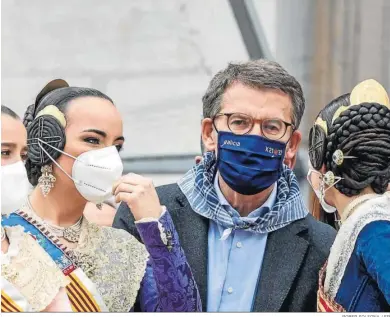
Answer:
[{"left": 113, "top": 173, "right": 162, "bottom": 221}]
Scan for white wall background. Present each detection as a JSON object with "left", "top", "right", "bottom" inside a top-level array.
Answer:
[{"left": 2, "top": 0, "right": 248, "bottom": 162}]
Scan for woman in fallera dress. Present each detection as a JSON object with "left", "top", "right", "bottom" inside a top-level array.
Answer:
[
  {"left": 1, "top": 105, "right": 71, "bottom": 312},
  {"left": 307, "top": 79, "right": 390, "bottom": 312},
  {"left": 2, "top": 80, "right": 202, "bottom": 312}
]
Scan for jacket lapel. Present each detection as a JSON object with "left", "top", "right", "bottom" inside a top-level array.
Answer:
[
  {"left": 253, "top": 219, "right": 309, "bottom": 312},
  {"left": 170, "top": 194, "right": 209, "bottom": 311}
]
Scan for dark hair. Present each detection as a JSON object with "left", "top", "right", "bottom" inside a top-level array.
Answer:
[
  {"left": 1, "top": 105, "right": 20, "bottom": 120},
  {"left": 309, "top": 93, "right": 350, "bottom": 170},
  {"left": 309, "top": 93, "right": 390, "bottom": 197},
  {"left": 326, "top": 102, "right": 390, "bottom": 196},
  {"left": 24, "top": 81, "right": 114, "bottom": 186},
  {"left": 202, "top": 59, "right": 305, "bottom": 128}
]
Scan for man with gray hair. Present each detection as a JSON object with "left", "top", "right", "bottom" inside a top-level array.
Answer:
[{"left": 114, "top": 59, "right": 336, "bottom": 312}]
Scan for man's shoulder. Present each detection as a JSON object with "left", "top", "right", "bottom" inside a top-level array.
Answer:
[
  {"left": 299, "top": 213, "right": 337, "bottom": 255},
  {"left": 155, "top": 182, "right": 182, "bottom": 198},
  {"left": 155, "top": 183, "right": 187, "bottom": 210}
]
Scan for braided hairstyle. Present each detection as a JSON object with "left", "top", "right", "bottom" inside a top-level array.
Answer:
[
  {"left": 325, "top": 102, "right": 390, "bottom": 196},
  {"left": 24, "top": 79, "right": 114, "bottom": 186},
  {"left": 309, "top": 93, "right": 390, "bottom": 198}
]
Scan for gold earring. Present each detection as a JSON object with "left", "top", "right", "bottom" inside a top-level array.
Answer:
[{"left": 38, "top": 165, "right": 56, "bottom": 197}]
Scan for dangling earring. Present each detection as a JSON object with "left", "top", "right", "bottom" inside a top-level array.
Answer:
[
  {"left": 38, "top": 165, "right": 56, "bottom": 197},
  {"left": 96, "top": 203, "right": 102, "bottom": 210}
]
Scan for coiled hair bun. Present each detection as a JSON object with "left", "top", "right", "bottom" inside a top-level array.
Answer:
[
  {"left": 24, "top": 79, "right": 113, "bottom": 185},
  {"left": 308, "top": 94, "right": 351, "bottom": 170},
  {"left": 325, "top": 102, "right": 390, "bottom": 196}
]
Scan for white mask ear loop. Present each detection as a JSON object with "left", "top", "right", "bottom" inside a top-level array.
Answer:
[{"left": 37, "top": 139, "right": 81, "bottom": 185}]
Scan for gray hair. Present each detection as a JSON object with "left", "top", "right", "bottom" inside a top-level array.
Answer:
[
  {"left": 202, "top": 59, "right": 305, "bottom": 128},
  {"left": 1, "top": 105, "right": 20, "bottom": 120}
]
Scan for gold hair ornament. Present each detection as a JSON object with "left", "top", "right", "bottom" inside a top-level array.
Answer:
[
  {"left": 332, "top": 79, "right": 390, "bottom": 124},
  {"left": 35, "top": 105, "right": 67, "bottom": 128},
  {"left": 332, "top": 149, "right": 357, "bottom": 166},
  {"left": 323, "top": 171, "right": 336, "bottom": 186},
  {"left": 314, "top": 117, "right": 328, "bottom": 135}
]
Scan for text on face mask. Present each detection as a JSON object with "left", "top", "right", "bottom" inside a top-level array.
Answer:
[
  {"left": 265, "top": 147, "right": 283, "bottom": 156},
  {"left": 223, "top": 140, "right": 241, "bottom": 147}
]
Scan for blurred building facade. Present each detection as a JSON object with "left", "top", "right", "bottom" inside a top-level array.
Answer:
[{"left": 2, "top": 0, "right": 390, "bottom": 191}]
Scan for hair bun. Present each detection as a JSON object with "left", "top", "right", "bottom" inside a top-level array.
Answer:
[
  {"left": 309, "top": 125, "right": 327, "bottom": 170},
  {"left": 23, "top": 79, "right": 69, "bottom": 129},
  {"left": 35, "top": 79, "right": 69, "bottom": 107},
  {"left": 23, "top": 104, "right": 36, "bottom": 128},
  {"left": 27, "top": 115, "right": 66, "bottom": 166},
  {"left": 326, "top": 102, "right": 390, "bottom": 196}
]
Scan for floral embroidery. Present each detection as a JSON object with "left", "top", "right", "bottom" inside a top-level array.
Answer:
[{"left": 1, "top": 226, "right": 69, "bottom": 311}]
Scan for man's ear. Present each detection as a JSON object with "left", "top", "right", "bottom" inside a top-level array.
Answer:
[
  {"left": 201, "top": 118, "right": 217, "bottom": 152},
  {"left": 284, "top": 130, "right": 302, "bottom": 169},
  {"left": 284, "top": 153, "right": 297, "bottom": 169}
]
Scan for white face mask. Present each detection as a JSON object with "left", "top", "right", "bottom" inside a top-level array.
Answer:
[
  {"left": 307, "top": 168, "right": 337, "bottom": 214},
  {"left": 1, "top": 161, "right": 30, "bottom": 215},
  {"left": 37, "top": 140, "right": 123, "bottom": 204}
]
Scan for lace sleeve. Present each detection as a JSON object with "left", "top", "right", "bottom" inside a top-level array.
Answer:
[
  {"left": 1, "top": 226, "right": 69, "bottom": 311},
  {"left": 135, "top": 210, "right": 202, "bottom": 312}
]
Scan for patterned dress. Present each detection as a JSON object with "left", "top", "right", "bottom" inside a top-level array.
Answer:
[
  {"left": 1, "top": 225, "right": 69, "bottom": 312},
  {"left": 318, "top": 193, "right": 390, "bottom": 312},
  {"left": 2, "top": 205, "right": 202, "bottom": 312}
]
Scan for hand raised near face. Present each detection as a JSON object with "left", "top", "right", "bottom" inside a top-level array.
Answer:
[{"left": 113, "top": 173, "right": 162, "bottom": 221}]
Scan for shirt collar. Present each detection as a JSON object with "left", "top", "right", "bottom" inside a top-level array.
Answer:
[{"left": 213, "top": 172, "right": 278, "bottom": 220}]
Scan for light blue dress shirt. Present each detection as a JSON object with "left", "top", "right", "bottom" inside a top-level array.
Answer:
[{"left": 207, "top": 175, "right": 277, "bottom": 312}]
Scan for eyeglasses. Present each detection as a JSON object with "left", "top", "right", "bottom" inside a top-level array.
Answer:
[{"left": 212, "top": 112, "right": 295, "bottom": 141}]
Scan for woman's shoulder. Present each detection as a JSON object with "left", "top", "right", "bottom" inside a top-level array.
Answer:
[
  {"left": 357, "top": 220, "right": 390, "bottom": 246},
  {"left": 352, "top": 193, "right": 390, "bottom": 250}
]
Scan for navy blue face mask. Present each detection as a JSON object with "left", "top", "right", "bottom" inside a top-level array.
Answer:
[{"left": 216, "top": 131, "right": 287, "bottom": 195}]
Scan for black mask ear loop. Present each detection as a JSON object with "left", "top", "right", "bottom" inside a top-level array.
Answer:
[{"left": 211, "top": 120, "right": 221, "bottom": 185}]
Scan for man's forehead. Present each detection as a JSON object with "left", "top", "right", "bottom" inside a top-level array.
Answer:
[{"left": 221, "top": 83, "right": 292, "bottom": 115}]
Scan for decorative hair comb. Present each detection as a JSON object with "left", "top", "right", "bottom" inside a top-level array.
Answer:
[
  {"left": 323, "top": 171, "right": 336, "bottom": 186},
  {"left": 314, "top": 117, "right": 328, "bottom": 135},
  {"left": 332, "top": 149, "right": 356, "bottom": 166},
  {"left": 332, "top": 79, "right": 390, "bottom": 124},
  {"left": 35, "top": 105, "right": 67, "bottom": 128}
]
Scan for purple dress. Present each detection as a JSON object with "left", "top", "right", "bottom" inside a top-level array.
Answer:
[{"left": 134, "top": 210, "right": 202, "bottom": 312}]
